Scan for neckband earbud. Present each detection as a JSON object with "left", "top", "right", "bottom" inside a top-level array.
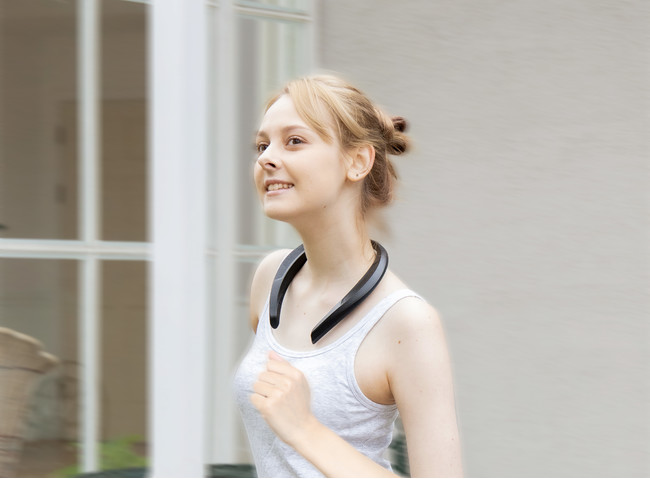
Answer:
[{"left": 269, "top": 241, "right": 389, "bottom": 344}]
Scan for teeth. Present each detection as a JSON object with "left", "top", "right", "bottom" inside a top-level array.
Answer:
[{"left": 267, "top": 183, "right": 293, "bottom": 191}]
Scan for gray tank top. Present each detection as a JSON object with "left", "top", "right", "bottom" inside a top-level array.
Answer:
[{"left": 233, "top": 289, "right": 421, "bottom": 478}]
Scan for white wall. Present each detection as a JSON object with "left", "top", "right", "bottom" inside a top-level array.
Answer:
[{"left": 318, "top": 1, "right": 649, "bottom": 476}]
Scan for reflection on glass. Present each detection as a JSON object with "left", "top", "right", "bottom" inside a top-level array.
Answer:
[
  {"left": 0, "top": 0, "right": 148, "bottom": 242},
  {"left": 236, "top": 15, "right": 307, "bottom": 248},
  {"left": 0, "top": 258, "right": 78, "bottom": 477},
  {"left": 101, "top": 1, "right": 148, "bottom": 242},
  {"left": 0, "top": 0, "right": 77, "bottom": 239},
  {"left": 0, "top": 257, "right": 149, "bottom": 476},
  {"left": 100, "top": 261, "right": 148, "bottom": 467}
]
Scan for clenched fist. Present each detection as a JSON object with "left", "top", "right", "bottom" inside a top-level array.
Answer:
[{"left": 251, "top": 350, "right": 318, "bottom": 447}]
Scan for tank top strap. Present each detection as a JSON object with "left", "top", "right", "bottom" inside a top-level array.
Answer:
[
  {"left": 348, "top": 289, "right": 423, "bottom": 348},
  {"left": 257, "top": 297, "right": 271, "bottom": 335}
]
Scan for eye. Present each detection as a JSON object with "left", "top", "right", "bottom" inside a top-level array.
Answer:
[
  {"left": 255, "top": 142, "right": 268, "bottom": 154},
  {"left": 287, "top": 137, "right": 304, "bottom": 146}
]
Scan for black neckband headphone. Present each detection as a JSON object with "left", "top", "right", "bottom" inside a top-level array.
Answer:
[{"left": 269, "top": 241, "right": 389, "bottom": 344}]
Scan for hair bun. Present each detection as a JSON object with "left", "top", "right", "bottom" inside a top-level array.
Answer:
[
  {"left": 392, "top": 116, "right": 408, "bottom": 133},
  {"left": 386, "top": 116, "right": 409, "bottom": 155}
]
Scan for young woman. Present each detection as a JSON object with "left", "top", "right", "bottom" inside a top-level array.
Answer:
[{"left": 233, "top": 75, "right": 462, "bottom": 478}]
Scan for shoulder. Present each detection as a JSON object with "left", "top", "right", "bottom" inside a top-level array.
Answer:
[
  {"left": 249, "top": 248, "right": 293, "bottom": 332},
  {"left": 376, "top": 292, "right": 450, "bottom": 377},
  {"left": 385, "top": 294, "right": 443, "bottom": 335},
  {"left": 365, "top": 270, "right": 444, "bottom": 340},
  {"left": 384, "top": 294, "right": 445, "bottom": 344}
]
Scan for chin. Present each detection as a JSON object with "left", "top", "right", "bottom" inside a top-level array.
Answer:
[{"left": 262, "top": 205, "right": 297, "bottom": 223}]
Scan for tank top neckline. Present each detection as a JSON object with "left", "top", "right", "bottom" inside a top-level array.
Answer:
[{"left": 262, "top": 288, "right": 417, "bottom": 358}]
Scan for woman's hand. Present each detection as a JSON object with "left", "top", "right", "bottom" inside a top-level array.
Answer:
[{"left": 251, "top": 351, "right": 318, "bottom": 447}]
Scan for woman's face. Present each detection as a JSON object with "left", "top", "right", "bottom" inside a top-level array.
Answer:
[{"left": 254, "top": 95, "right": 350, "bottom": 223}]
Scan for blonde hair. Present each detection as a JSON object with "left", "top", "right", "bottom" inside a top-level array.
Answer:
[{"left": 266, "top": 75, "right": 410, "bottom": 214}]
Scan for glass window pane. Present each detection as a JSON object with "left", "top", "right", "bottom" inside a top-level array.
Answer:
[
  {"left": 0, "top": 258, "right": 78, "bottom": 477},
  {"left": 235, "top": 15, "right": 307, "bottom": 248},
  {"left": 100, "top": 260, "right": 149, "bottom": 467},
  {"left": 100, "top": 1, "right": 148, "bottom": 242},
  {"left": 0, "top": 0, "right": 78, "bottom": 240}
]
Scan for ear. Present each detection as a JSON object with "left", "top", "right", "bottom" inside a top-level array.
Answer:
[{"left": 346, "top": 144, "right": 375, "bottom": 182}]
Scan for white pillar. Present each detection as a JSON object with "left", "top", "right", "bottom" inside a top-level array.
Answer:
[
  {"left": 149, "top": 0, "right": 209, "bottom": 476},
  {"left": 77, "top": 0, "right": 101, "bottom": 472}
]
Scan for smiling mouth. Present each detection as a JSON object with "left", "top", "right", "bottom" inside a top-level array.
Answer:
[{"left": 266, "top": 183, "right": 294, "bottom": 192}]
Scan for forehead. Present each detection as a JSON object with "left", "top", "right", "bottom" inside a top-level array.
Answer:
[
  {"left": 257, "top": 94, "right": 336, "bottom": 145},
  {"left": 258, "top": 95, "right": 308, "bottom": 133}
]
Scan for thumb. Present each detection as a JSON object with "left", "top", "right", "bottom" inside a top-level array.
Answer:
[{"left": 268, "top": 350, "right": 285, "bottom": 361}]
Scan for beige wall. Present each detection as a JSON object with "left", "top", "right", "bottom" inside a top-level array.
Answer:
[{"left": 317, "top": 1, "right": 649, "bottom": 476}]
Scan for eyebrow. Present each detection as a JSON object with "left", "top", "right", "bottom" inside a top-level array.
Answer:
[{"left": 255, "top": 125, "right": 310, "bottom": 140}]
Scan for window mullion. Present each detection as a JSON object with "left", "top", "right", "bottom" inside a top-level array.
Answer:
[
  {"left": 77, "top": 0, "right": 101, "bottom": 472},
  {"left": 210, "top": 0, "right": 240, "bottom": 464}
]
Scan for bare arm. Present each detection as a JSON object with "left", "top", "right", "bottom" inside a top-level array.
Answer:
[
  {"left": 386, "top": 299, "right": 463, "bottom": 477},
  {"left": 288, "top": 416, "right": 400, "bottom": 478}
]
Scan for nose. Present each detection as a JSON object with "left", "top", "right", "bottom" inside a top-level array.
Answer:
[{"left": 256, "top": 146, "right": 279, "bottom": 170}]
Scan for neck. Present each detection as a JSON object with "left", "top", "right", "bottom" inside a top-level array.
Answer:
[{"left": 292, "top": 214, "right": 375, "bottom": 286}]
